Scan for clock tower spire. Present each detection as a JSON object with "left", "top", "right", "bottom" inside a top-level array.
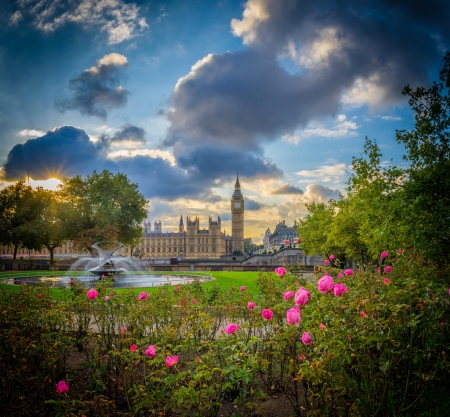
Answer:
[{"left": 231, "top": 173, "right": 244, "bottom": 255}]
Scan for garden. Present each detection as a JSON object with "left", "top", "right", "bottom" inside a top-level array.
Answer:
[{"left": 1, "top": 253, "right": 449, "bottom": 416}]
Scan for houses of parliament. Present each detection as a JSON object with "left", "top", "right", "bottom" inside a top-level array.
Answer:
[
  {"left": 127, "top": 174, "right": 245, "bottom": 259},
  {"left": 0, "top": 175, "right": 245, "bottom": 260}
]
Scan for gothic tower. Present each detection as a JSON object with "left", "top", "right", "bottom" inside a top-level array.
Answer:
[{"left": 231, "top": 173, "right": 244, "bottom": 255}]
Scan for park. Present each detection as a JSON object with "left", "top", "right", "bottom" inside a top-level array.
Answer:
[{"left": 1, "top": 14, "right": 450, "bottom": 417}]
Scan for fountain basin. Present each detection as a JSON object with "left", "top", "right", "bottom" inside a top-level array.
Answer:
[{"left": 3, "top": 274, "right": 213, "bottom": 288}]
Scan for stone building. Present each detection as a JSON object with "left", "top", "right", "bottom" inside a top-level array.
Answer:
[
  {"left": 266, "top": 220, "right": 298, "bottom": 247},
  {"left": 126, "top": 174, "right": 245, "bottom": 259}
]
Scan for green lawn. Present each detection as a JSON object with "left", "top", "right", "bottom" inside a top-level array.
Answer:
[{"left": 0, "top": 271, "right": 264, "bottom": 300}]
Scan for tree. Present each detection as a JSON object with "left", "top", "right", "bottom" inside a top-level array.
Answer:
[
  {"left": 396, "top": 52, "right": 450, "bottom": 262},
  {"left": 58, "top": 170, "right": 148, "bottom": 254},
  {"left": 26, "top": 188, "right": 70, "bottom": 264},
  {"left": 0, "top": 181, "right": 43, "bottom": 259}
]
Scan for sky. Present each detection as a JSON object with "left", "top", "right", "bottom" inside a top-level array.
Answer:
[{"left": 0, "top": 0, "right": 449, "bottom": 243}]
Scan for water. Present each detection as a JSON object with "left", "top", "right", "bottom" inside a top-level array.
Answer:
[{"left": 5, "top": 274, "right": 211, "bottom": 288}]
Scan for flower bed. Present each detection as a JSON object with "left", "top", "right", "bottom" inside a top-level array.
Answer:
[{"left": 1, "top": 251, "right": 449, "bottom": 416}]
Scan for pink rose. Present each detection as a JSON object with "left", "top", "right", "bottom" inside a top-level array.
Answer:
[
  {"left": 174, "top": 286, "right": 180, "bottom": 291},
  {"left": 329, "top": 254, "right": 336, "bottom": 260},
  {"left": 104, "top": 296, "right": 109, "bottom": 301},
  {"left": 318, "top": 275, "right": 334, "bottom": 293},
  {"left": 275, "top": 267, "right": 287, "bottom": 277},
  {"left": 261, "top": 309, "right": 273, "bottom": 320},
  {"left": 360, "top": 311, "right": 367, "bottom": 318},
  {"left": 145, "top": 345, "right": 156, "bottom": 358},
  {"left": 286, "top": 307, "right": 301, "bottom": 326},
  {"left": 294, "top": 287, "right": 311, "bottom": 306},
  {"left": 130, "top": 344, "right": 137, "bottom": 352},
  {"left": 225, "top": 323, "right": 239, "bottom": 334},
  {"left": 87, "top": 288, "right": 98, "bottom": 300},
  {"left": 69, "top": 279, "right": 75, "bottom": 286},
  {"left": 384, "top": 265, "right": 392, "bottom": 273},
  {"left": 344, "top": 269, "right": 353, "bottom": 276},
  {"left": 138, "top": 292, "right": 148, "bottom": 300},
  {"left": 301, "top": 332, "right": 312, "bottom": 346},
  {"left": 320, "top": 323, "right": 326, "bottom": 331},
  {"left": 56, "top": 380, "right": 69, "bottom": 394},
  {"left": 323, "top": 260, "right": 330, "bottom": 265},
  {"left": 397, "top": 249, "right": 403, "bottom": 254},
  {"left": 37, "top": 293, "right": 43, "bottom": 298},
  {"left": 192, "top": 298, "right": 197, "bottom": 303},
  {"left": 283, "top": 291, "right": 294, "bottom": 301},
  {"left": 381, "top": 251, "right": 388, "bottom": 259},
  {"left": 384, "top": 278, "right": 390, "bottom": 284},
  {"left": 337, "top": 273, "right": 343, "bottom": 279},
  {"left": 166, "top": 356, "right": 178, "bottom": 367},
  {"left": 247, "top": 301, "right": 256, "bottom": 309},
  {"left": 240, "top": 286, "right": 247, "bottom": 291},
  {"left": 334, "top": 283, "right": 349, "bottom": 297},
  {"left": 299, "top": 354, "right": 305, "bottom": 361}
]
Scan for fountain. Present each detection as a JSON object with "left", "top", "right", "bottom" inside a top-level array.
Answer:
[
  {"left": 4, "top": 241, "right": 214, "bottom": 288},
  {"left": 88, "top": 241, "right": 126, "bottom": 278}
]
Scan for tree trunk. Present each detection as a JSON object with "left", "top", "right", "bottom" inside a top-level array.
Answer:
[
  {"left": 47, "top": 245, "right": 55, "bottom": 264},
  {"left": 13, "top": 244, "right": 18, "bottom": 260}
]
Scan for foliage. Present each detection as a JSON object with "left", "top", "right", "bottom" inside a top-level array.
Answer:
[
  {"left": 0, "top": 181, "right": 43, "bottom": 258},
  {"left": 1, "top": 258, "right": 449, "bottom": 416},
  {"left": 396, "top": 52, "right": 450, "bottom": 262},
  {"left": 58, "top": 169, "right": 148, "bottom": 253}
]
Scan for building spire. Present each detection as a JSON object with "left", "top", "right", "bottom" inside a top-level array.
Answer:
[{"left": 235, "top": 172, "right": 241, "bottom": 190}]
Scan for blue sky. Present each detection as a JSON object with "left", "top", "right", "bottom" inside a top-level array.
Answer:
[{"left": 0, "top": 0, "right": 448, "bottom": 243}]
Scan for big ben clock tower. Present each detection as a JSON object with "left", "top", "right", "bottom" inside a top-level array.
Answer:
[{"left": 231, "top": 174, "right": 245, "bottom": 255}]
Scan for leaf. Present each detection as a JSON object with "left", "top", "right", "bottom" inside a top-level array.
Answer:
[
  {"left": 379, "top": 360, "right": 390, "bottom": 374},
  {"left": 344, "top": 354, "right": 351, "bottom": 364}
]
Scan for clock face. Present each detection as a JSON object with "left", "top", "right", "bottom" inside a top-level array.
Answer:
[{"left": 234, "top": 202, "right": 241, "bottom": 208}]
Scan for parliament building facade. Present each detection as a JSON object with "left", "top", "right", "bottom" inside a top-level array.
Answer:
[{"left": 126, "top": 175, "right": 245, "bottom": 259}]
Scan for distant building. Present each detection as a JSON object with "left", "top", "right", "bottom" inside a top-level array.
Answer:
[
  {"left": 265, "top": 220, "right": 298, "bottom": 247},
  {"left": 263, "top": 228, "right": 272, "bottom": 249}
]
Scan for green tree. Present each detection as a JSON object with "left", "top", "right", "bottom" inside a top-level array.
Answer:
[
  {"left": 396, "top": 52, "right": 450, "bottom": 262},
  {"left": 0, "top": 181, "right": 41, "bottom": 259},
  {"left": 58, "top": 170, "right": 148, "bottom": 254},
  {"left": 25, "top": 188, "right": 70, "bottom": 264}
]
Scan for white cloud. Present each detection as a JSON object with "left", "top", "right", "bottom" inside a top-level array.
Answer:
[
  {"left": 281, "top": 133, "right": 301, "bottom": 145},
  {"left": 231, "top": 0, "right": 269, "bottom": 45},
  {"left": 341, "top": 74, "right": 389, "bottom": 109},
  {"left": 295, "top": 163, "right": 349, "bottom": 184},
  {"left": 380, "top": 115, "right": 402, "bottom": 121},
  {"left": 284, "top": 27, "right": 350, "bottom": 70},
  {"left": 108, "top": 149, "right": 176, "bottom": 165},
  {"left": 9, "top": 10, "right": 23, "bottom": 25},
  {"left": 16, "top": 0, "right": 147, "bottom": 44},
  {"left": 17, "top": 129, "right": 46, "bottom": 138},
  {"left": 282, "top": 115, "right": 359, "bottom": 144}
]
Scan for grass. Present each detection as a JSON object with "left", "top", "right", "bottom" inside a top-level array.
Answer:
[{"left": 0, "top": 271, "right": 266, "bottom": 300}]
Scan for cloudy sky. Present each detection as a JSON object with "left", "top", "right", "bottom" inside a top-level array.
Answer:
[{"left": 1, "top": 0, "right": 449, "bottom": 243}]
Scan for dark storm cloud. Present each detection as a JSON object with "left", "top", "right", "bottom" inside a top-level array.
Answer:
[
  {"left": 110, "top": 124, "right": 146, "bottom": 145},
  {"left": 1, "top": 126, "right": 117, "bottom": 180},
  {"left": 271, "top": 183, "right": 304, "bottom": 195},
  {"left": 115, "top": 156, "right": 210, "bottom": 201},
  {"left": 173, "top": 144, "right": 283, "bottom": 182},
  {"left": 56, "top": 53, "right": 128, "bottom": 119},
  {"left": 0, "top": 124, "right": 249, "bottom": 200},
  {"left": 245, "top": 198, "right": 262, "bottom": 210},
  {"left": 164, "top": 0, "right": 450, "bottom": 154}
]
